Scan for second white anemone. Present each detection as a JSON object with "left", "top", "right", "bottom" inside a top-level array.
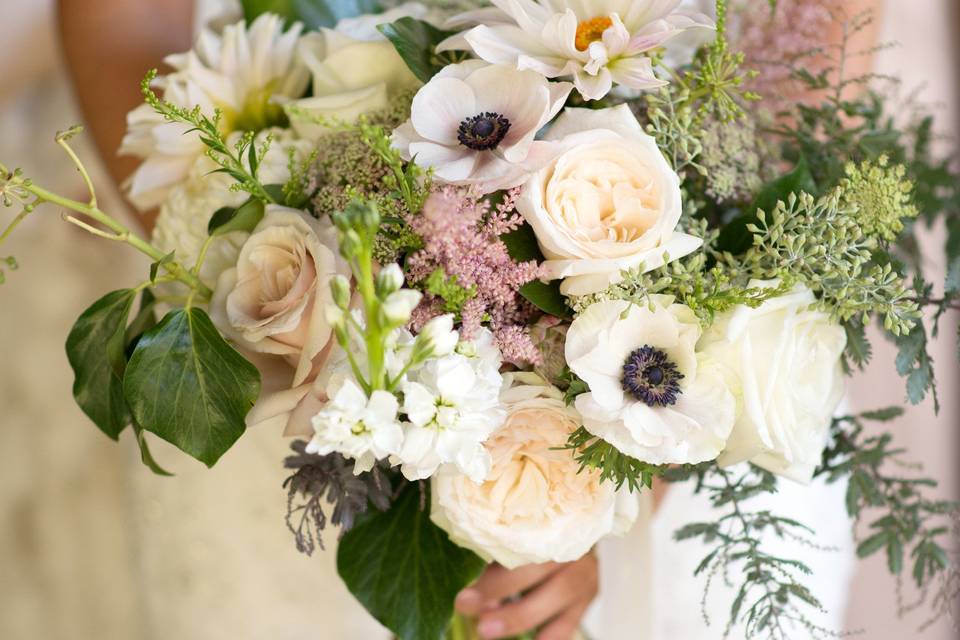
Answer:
[{"left": 566, "top": 296, "right": 736, "bottom": 465}]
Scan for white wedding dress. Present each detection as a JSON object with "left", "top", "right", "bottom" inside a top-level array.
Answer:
[{"left": 121, "top": 2, "right": 854, "bottom": 639}]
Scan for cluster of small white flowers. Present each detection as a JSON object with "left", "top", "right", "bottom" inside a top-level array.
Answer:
[{"left": 305, "top": 285, "right": 505, "bottom": 483}]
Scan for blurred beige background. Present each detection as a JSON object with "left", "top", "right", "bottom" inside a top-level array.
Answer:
[{"left": 0, "top": 1, "right": 956, "bottom": 639}]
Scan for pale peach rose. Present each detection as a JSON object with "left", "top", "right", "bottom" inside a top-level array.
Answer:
[
  {"left": 430, "top": 373, "right": 639, "bottom": 568},
  {"left": 210, "top": 205, "right": 350, "bottom": 396}
]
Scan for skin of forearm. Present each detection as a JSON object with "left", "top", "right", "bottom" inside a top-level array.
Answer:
[{"left": 57, "top": 0, "right": 194, "bottom": 231}]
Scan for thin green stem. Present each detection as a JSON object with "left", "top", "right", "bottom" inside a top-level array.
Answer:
[
  {"left": 0, "top": 209, "right": 31, "bottom": 245},
  {"left": 16, "top": 177, "right": 212, "bottom": 299},
  {"left": 357, "top": 241, "right": 385, "bottom": 390}
]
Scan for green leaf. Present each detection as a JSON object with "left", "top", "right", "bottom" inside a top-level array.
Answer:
[
  {"left": 123, "top": 308, "right": 261, "bottom": 467},
  {"left": 65, "top": 289, "right": 137, "bottom": 440},
  {"left": 717, "top": 157, "right": 817, "bottom": 254},
  {"left": 132, "top": 422, "right": 174, "bottom": 477},
  {"left": 337, "top": 483, "right": 487, "bottom": 640},
  {"left": 378, "top": 17, "right": 457, "bottom": 83},
  {"left": 149, "top": 251, "right": 175, "bottom": 283},
  {"left": 518, "top": 280, "right": 570, "bottom": 318},
  {"left": 842, "top": 320, "right": 872, "bottom": 371},
  {"left": 859, "top": 406, "right": 904, "bottom": 422},
  {"left": 242, "top": 0, "right": 382, "bottom": 30},
  {"left": 208, "top": 198, "right": 265, "bottom": 236},
  {"left": 857, "top": 531, "right": 888, "bottom": 558},
  {"left": 501, "top": 222, "right": 572, "bottom": 318}
]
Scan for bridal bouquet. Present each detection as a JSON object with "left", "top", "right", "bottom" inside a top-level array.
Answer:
[{"left": 2, "top": 0, "right": 958, "bottom": 638}]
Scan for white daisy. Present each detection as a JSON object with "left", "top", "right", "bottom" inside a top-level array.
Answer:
[
  {"left": 440, "top": 0, "right": 714, "bottom": 100},
  {"left": 121, "top": 14, "right": 309, "bottom": 210}
]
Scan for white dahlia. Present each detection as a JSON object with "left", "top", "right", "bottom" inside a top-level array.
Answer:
[
  {"left": 121, "top": 14, "right": 309, "bottom": 210},
  {"left": 441, "top": 0, "right": 714, "bottom": 100}
]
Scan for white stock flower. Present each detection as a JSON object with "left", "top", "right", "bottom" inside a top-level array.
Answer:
[
  {"left": 699, "top": 281, "right": 847, "bottom": 483},
  {"left": 120, "top": 14, "right": 309, "bottom": 210},
  {"left": 442, "top": 0, "right": 713, "bottom": 100},
  {"left": 430, "top": 372, "right": 639, "bottom": 568},
  {"left": 418, "top": 313, "right": 459, "bottom": 357},
  {"left": 381, "top": 289, "right": 423, "bottom": 325},
  {"left": 392, "top": 61, "right": 572, "bottom": 193},
  {"left": 394, "top": 328, "right": 505, "bottom": 482},
  {"left": 284, "top": 27, "right": 420, "bottom": 138},
  {"left": 566, "top": 296, "right": 735, "bottom": 464},
  {"left": 307, "top": 376, "right": 404, "bottom": 474},
  {"left": 518, "top": 104, "right": 702, "bottom": 296}
]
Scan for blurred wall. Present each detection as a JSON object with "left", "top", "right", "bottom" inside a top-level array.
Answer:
[
  {"left": 845, "top": 1, "right": 960, "bottom": 637},
  {"left": 0, "top": 1, "right": 956, "bottom": 639}
]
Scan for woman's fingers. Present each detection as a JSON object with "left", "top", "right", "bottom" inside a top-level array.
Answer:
[
  {"left": 455, "top": 562, "right": 560, "bottom": 615},
  {"left": 476, "top": 555, "right": 598, "bottom": 639},
  {"left": 535, "top": 600, "right": 591, "bottom": 640}
]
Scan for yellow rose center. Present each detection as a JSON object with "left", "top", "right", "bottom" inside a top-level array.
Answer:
[{"left": 574, "top": 16, "right": 613, "bottom": 52}]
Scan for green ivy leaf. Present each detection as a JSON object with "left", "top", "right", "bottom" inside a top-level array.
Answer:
[
  {"left": 132, "top": 422, "right": 174, "bottom": 477},
  {"left": 123, "top": 308, "right": 261, "bottom": 467},
  {"left": 337, "top": 483, "right": 487, "bottom": 640},
  {"left": 717, "top": 157, "right": 818, "bottom": 254},
  {"left": 501, "top": 222, "right": 572, "bottom": 318},
  {"left": 65, "top": 289, "right": 138, "bottom": 440},
  {"left": 208, "top": 198, "right": 265, "bottom": 236},
  {"left": 241, "top": 0, "right": 381, "bottom": 30},
  {"left": 378, "top": 17, "right": 457, "bottom": 83}
]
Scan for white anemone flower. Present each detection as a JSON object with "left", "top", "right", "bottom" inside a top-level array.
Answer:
[
  {"left": 566, "top": 296, "right": 736, "bottom": 464},
  {"left": 394, "top": 329, "right": 506, "bottom": 482},
  {"left": 440, "top": 0, "right": 714, "bottom": 100},
  {"left": 307, "top": 376, "right": 404, "bottom": 474},
  {"left": 120, "top": 14, "right": 309, "bottom": 210},
  {"left": 391, "top": 60, "right": 572, "bottom": 193}
]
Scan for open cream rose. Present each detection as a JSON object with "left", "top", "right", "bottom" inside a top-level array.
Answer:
[
  {"left": 430, "top": 373, "right": 639, "bottom": 568},
  {"left": 518, "top": 104, "right": 702, "bottom": 296},
  {"left": 210, "top": 205, "right": 350, "bottom": 395},
  {"left": 699, "top": 281, "right": 847, "bottom": 483},
  {"left": 284, "top": 27, "right": 420, "bottom": 139}
]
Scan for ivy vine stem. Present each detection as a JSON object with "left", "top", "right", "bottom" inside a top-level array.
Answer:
[{"left": 8, "top": 175, "right": 212, "bottom": 299}]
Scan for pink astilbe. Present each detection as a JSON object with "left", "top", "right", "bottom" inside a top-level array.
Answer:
[
  {"left": 406, "top": 186, "right": 545, "bottom": 365},
  {"left": 732, "top": 0, "right": 844, "bottom": 103}
]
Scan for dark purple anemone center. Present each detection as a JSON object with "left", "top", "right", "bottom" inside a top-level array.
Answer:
[
  {"left": 458, "top": 112, "right": 511, "bottom": 151},
  {"left": 621, "top": 345, "right": 684, "bottom": 407}
]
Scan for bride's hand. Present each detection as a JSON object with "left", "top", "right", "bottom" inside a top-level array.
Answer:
[{"left": 454, "top": 554, "right": 598, "bottom": 640}]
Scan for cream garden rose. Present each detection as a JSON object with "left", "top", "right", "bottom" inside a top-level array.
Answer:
[
  {"left": 210, "top": 205, "right": 350, "bottom": 390},
  {"left": 430, "top": 373, "right": 639, "bottom": 568},
  {"left": 284, "top": 27, "right": 420, "bottom": 139},
  {"left": 518, "top": 104, "right": 702, "bottom": 296},
  {"left": 699, "top": 281, "right": 847, "bottom": 483}
]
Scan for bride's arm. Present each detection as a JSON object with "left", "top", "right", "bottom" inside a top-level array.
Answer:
[{"left": 57, "top": 0, "right": 193, "bottom": 225}]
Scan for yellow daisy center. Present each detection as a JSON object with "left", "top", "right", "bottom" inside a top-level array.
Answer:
[{"left": 574, "top": 16, "right": 613, "bottom": 52}]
